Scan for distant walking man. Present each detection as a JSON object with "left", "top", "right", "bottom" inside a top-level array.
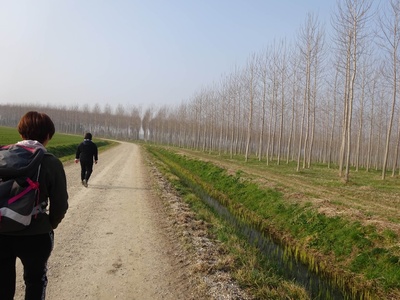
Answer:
[{"left": 75, "top": 133, "right": 98, "bottom": 187}]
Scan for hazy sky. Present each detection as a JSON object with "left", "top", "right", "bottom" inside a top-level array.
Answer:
[{"left": 0, "top": 1, "right": 333, "bottom": 111}]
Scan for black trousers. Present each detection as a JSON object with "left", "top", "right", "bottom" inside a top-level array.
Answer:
[
  {"left": 0, "top": 232, "right": 54, "bottom": 300},
  {"left": 80, "top": 160, "right": 94, "bottom": 182}
]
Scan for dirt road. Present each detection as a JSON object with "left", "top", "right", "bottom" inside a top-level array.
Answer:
[{"left": 14, "top": 142, "right": 205, "bottom": 300}]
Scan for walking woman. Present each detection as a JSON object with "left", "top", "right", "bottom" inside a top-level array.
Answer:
[{"left": 0, "top": 111, "right": 69, "bottom": 300}]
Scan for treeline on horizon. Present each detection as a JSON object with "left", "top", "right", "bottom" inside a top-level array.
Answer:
[
  {"left": 2, "top": 1, "right": 400, "bottom": 182},
  {"left": 0, "top": 103, "right": 142, "bottom": 140}
]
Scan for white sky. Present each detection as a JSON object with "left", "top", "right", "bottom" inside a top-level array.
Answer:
[{"left": 0, "top": 0, "right": 333, "bottom": 112}]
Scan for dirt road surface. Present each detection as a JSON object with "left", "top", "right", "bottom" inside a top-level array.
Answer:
[{"left": 14, "top": 142, "right": 249, "bottom": 300}]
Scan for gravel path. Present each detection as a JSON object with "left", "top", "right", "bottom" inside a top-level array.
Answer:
[{"left": 14, "top": 142, "right": 199, "bottom": 299}]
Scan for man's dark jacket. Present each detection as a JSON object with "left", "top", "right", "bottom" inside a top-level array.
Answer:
[{"left": 75, "top": 140, "right": 98, "bottom": 162}]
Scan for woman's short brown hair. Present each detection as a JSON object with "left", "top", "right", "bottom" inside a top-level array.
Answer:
[{"left": 17, "top": 111, "right": 55, "bottom": 144}]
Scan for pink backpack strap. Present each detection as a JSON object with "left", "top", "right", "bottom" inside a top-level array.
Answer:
[{"left": 8, "top": 177, "right": 40, "bottom": 205}]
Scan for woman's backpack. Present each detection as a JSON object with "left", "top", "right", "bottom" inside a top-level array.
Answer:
[{"left": 0, "top": 144, "right": 45, "bottom": 232}]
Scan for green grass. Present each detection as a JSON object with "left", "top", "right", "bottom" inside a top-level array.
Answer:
[
  {"left": 145, "top": 145, "right": 400, "bottom": 299},
  {"left": 0, "top": 126, "right": 114, "bottom": 160},
  {"left": 1, "top": 126, "right": 87, "bottom": 146}
]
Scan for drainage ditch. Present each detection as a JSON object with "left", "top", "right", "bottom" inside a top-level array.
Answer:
[{"left": 182, "top": 178, "right": 365, "bottom": 300}]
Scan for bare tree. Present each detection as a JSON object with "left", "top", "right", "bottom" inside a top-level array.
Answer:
[
  {"left": 366, "top": 68, "right": 379, "bottom": 172},
  {"left": 228, "top": 70, "right": 240, "bottom": 158},
  {"left": 332, "top": 0, "right": 373, "bottom": 182},
  {"left": 355, "top": 59, "right": 370, "bottom": 171},
  {"left": 244, "top": 53, "right": 257, "bottom": 162},
  {"left": 296, "top": 13, "right": 324, "bottom": 171},
  {"left": 378, "top": 0, "right": 400, "bottom": 178},
  {"left": 328, "top": 61, "right": 340, "bottom": 169},
  {"left": 266, "top": 42, "right": 280, "bottom": 165},
  {"left": 277, "top": 40, "right": 288, "bottom": 165},
  {"left": 142, "top": 107, "right": 152, "bottom": 142},
  {"left": 287, "top": 49, "right": 299, "bottom": 164}
]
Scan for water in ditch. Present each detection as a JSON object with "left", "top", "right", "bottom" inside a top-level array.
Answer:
[{"left": 188, "top": 183, "right": 359, "bottom": 300}]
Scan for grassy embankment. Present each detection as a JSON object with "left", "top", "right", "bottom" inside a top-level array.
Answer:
[
  {"left": 145, "top": 145, "right": 400, "bottom": 300},
  {"left": 0, "top": 126, "right": 115, "bottom": 160}
]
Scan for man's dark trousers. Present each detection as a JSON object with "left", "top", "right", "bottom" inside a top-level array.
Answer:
[{"left": 80, "top": 160, "right": 94, "bottom": 182}]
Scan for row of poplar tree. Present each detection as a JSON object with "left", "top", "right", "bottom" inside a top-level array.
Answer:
[
  {"left": 144, "top": 0, "right": 400, "bottom": 182},
  {"left": 1, "top": 0, "right": 400, "bottom": 182}
]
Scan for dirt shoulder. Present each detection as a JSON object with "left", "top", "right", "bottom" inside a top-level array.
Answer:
[{"left": 14, "top": 142, "right": 250, "bottom": 300}]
